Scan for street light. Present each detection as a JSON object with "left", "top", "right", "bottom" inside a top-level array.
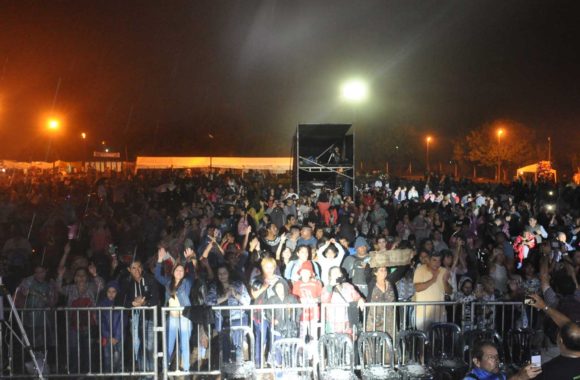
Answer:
[
  {"left": 47, "top": 119, "right": 60, "bottom": 130},
  {"left": 80, "top": 132, "right": 87, "bottom": 163},
  {"left": 340, "top": 79, "right": 368, "bottom": 104},
  {"left": 497, "top": 128, "right": 504, "bottom": 182},
  {"left": 426, "top": 136, "right": 432, "bottom": 173},
  {"left": 44, "top": 118, "right": 61, "bottom": 162}
]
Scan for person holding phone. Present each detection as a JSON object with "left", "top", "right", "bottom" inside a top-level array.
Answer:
[
  {"left": 463, "top": 340, "right": 541, "bottom": 380},
  {"left": 528, "top": 294, "right": 580, "bottom": 380}
]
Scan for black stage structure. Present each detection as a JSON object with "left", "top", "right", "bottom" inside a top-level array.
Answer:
[{"left": 293, "top": 124, "right": 355, "bottom": 197}]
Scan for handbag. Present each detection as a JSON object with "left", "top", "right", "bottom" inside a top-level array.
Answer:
[{"left": 334, "top": 286, "right": 360, "bottom": 326}]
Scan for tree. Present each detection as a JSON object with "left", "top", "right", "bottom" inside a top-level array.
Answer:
[{"left": 461, "top": 119, "right": 537, "bottom": 175}]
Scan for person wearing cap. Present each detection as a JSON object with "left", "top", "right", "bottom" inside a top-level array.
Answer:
[
  {"left": 342, "top": 236, "right": 371, "bottom": 297},
  {"left": 292, "top": 260, "right": 323, "bottom": 340},
  {"left": 98, "top": 280, "right": 125, "bottom": 377}
]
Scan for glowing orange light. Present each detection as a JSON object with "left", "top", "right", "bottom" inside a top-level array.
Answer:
[
  {"left": 426, "top": 136, "right": 432, "bottom": 143},
  {"left": 47, "top": 119, "right": 60, "bottom": 130},
  {"left": 497, "top": 129, "right": 504, "bottom": 137},
  {"left": 81, "top": 132, "right": 86, "bottom": 139}
]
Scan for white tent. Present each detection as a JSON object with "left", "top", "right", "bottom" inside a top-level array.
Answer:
[
  {"left": 135, "top": 156, "right": 293, "bottom": 172},
  {"left": 516, "top": 161, "right": 557, "bottom": 182}
]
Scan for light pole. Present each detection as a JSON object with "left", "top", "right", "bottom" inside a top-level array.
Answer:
[
  {"left": 548, "top": 136, "right": 551, "bottom": 163},
  {"left": 497, "top": 128, "right": 504, "bottom": 182},
  {"left": 426, "top": 136, "right": 432, "bottom": 173},
  {"left": 81, "top": 132, "right": 87, "bottom": 167},
  {"left": 340, "top": 78, "right": 368, "bottom": 189},
  {"left": 45, "top": 118, "right": 60, "bottom": 162}
]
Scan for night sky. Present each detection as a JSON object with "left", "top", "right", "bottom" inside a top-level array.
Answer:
[{"left": 1, "top": 0, "right": 579, "bottom": 167}]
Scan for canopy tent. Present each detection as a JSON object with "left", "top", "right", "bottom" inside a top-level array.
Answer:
[
  {"left": 516, "top": 161, "right": 557, "bottom": 182},
  {"left": 0, "top": 160, "right": 54, "bottom": 170},
  {"left": 135, "top": 156, "right": 293, "bottom": 172}
]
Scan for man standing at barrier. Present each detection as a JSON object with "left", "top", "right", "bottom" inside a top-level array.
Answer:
[
  {"left": 123, "top": 259, "right": 160, "bottom": 375},
  {"left": 413, "top": 250, "right": 451, "bottom": 330}
]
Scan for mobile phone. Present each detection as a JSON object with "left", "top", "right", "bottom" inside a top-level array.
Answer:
[
  {"left": 524, "top": 296, "right": 536, "bottom": 305},
  {"left": 531, "top": 350, "right": 541, "bottom": 367}
]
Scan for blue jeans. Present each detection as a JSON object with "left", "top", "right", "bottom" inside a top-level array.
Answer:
[
  {"left": 131, "top": 313, "right": 155, "bottom": 373},
  {"left": 167, "top": 316, "right": 192, "bottom": 371},
  {"left": 220, "top": 316, "right": 248, "bottom": 364},
  {"left": 102, "top": 340, "right": 122, "bottom": 375}
]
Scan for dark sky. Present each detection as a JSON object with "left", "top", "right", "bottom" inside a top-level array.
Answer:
[{"left": 0, "top": 0, "right": 579, "bottom": 166}]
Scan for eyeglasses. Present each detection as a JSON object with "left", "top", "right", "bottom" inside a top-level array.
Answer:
[{"left": 484, "top": 355, "right": 500, "bottom": 362}]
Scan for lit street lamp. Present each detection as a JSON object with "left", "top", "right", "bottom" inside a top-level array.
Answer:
[
  {"left": 497, "top": 128, "right": 504, "bottom": 182},
  {"left": 426, "top": 136, "right": 432, "bottom": 173},
  {"left": 340, "top": 79, "right": 369, "bottom": 104},
  {"left": 81, "top": 132, "right": 88, "bottom": 163},
  {"left": 47, "top": 119, "right": 60, "bottom": 130},
  {"left": 45, "top": 118, "right": 61, "bottom": 161}
]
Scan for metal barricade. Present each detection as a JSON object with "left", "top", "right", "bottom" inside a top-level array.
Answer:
[
  {"left": 470, "top": 301, "right": 539, "bottom": 339},
  {"left": 1, "top": 306, "right": 157, "bottom": 378},
  {"left": 160, "top": 303, "right": 320, "bottom": 379},
  {"left": 1, "top": 301, "right": 537, "bottom": 379}
]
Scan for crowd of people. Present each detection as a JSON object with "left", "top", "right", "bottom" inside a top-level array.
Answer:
[{"left": 1, "top": 168, "right": 579, "bottom": 378}]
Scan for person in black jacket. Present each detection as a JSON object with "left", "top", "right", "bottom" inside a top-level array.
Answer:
[{"left": 122, "top": 259, "right": 160, "bottom": 373}]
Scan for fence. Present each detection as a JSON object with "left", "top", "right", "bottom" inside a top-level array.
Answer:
[{"left": 0, "top": 301, "right": 541, "bottom": 379}]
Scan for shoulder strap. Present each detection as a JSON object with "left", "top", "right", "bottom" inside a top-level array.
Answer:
[{"left": 333, "top": 286, "right": 349, "bottom": 303}]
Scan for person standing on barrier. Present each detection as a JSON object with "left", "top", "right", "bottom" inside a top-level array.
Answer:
[
  {"left": 413, "top": 250, "right": 452, "bottom": 330},
  {"left": 154, "top": 246, "right": 196, "bottom": 372},
  {"left": 122, "top": 259, "right": 159, "bottom": 374}
]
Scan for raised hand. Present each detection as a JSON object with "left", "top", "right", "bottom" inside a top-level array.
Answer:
[{"left": 157, "top": 247, "right": 167, "bottom": 262}]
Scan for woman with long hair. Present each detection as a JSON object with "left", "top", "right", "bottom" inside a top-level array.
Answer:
[
  {"left": 155, "top": 246, "right": 196, "bottom": 372},
  {"left": 206, "top": 264, "right": 251, "bottom": 332},
  {"left": 366, "top": 265, "right": 396, "bottom": 338}
]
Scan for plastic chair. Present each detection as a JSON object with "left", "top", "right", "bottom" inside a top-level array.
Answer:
[
  {"left": 396, "top": 330, "right": 434, "bottom": 380},
  {"left": 318, "top": 333, "right": 357, "bottom": 380},
  {"left": 506, "top": 328, "right": 535, "bottom": 369},
  {"left": 428, "top": 323, "right": 469, "bottom": 380},
  {"left": 220, "top": 325, "right": 255, "bottom": 380},
  {"left": 357, "top": 331, "right": 399, "bottom": 380},
  {"left": 269, "top": 338, "right": 312, "bottom": 380}
]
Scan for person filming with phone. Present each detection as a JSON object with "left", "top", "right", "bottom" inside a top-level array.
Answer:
[
  {"left": 464, "top": 340, "right": 541, "bottom": 380},
  {"left": 527, "top": 294, "right": 580, "bottom": 379}
]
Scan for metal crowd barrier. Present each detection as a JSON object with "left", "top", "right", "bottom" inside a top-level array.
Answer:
[
  {"left": 0, "top": 306, "right": 158, "bottom": 378},
  {"left": 0, "top": 301, "right": 542, "bottom": 379}
]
